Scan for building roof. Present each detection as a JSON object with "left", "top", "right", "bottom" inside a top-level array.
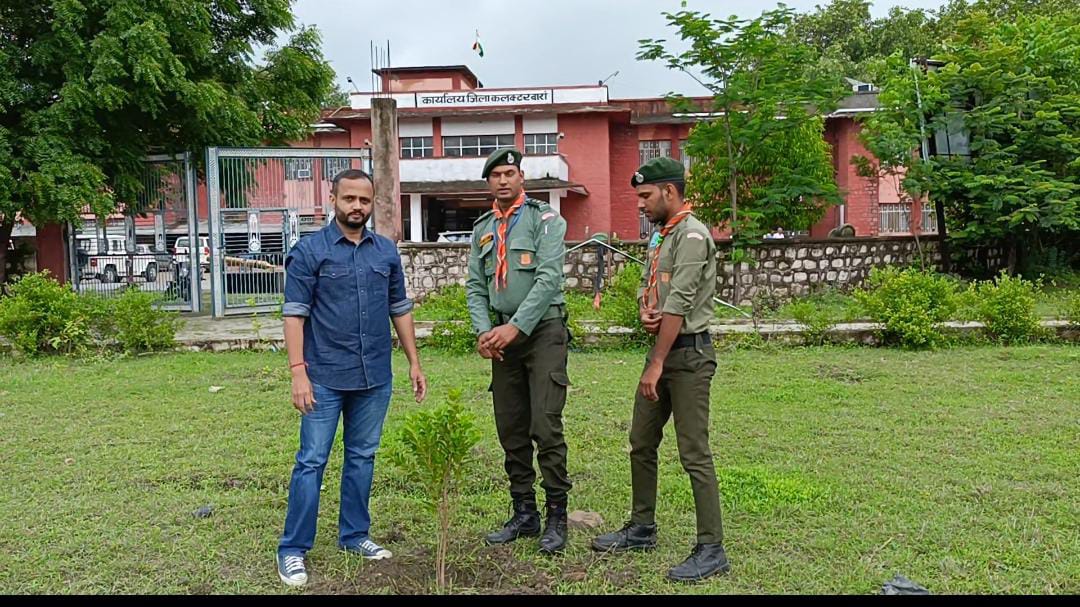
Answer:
[
  {"left": 373, "top": 65, "right": 483, "bottom": 88},
  {"left": 324, "top": 103, "right": 627, "bottom": 122},
  {"left": 830, "top": 91, "right": 879, "bottom": 115}
]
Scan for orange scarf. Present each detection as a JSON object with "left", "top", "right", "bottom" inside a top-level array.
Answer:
[
  {"left": 641, "top": 203, "right": 694, "bottom": 309},
  {"left": 492, "top": 191, "right": 526, "bottom": 291}
]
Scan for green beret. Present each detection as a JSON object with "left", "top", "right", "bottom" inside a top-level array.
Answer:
[
  {"left": 482, "top": 147, "right": 525, "bottom": 179},
  {"left": 631, "top": 156, "right": 685, "bottom": 188}
]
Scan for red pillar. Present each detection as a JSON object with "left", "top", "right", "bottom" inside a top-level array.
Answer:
[{"left": 35, "top": 223, "right": 69, "bottom": 283}]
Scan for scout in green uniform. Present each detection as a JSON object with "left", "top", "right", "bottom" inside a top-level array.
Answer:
[
  {"left": 591, "top": 157, "right": 730, "bottom": 582},
  {"left": 466, "top": 147, "right": 572, "bottom": 554}
]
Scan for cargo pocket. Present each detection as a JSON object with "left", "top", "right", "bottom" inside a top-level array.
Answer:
[{"left": 545, "top": 370, "right": 570, "bottom": 416}]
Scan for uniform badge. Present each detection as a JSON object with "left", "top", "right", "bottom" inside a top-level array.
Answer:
[
  {"left": 649, "top": 232, "right": 662, "bottom": 249},
  {"left": 660, "top": 272, "right": 671, "bottom": 283},
  {"left": 507, "top": 153, "right": 515, "bottom": 164},
  {"left": 541, "top": 212, "right": 555, "bottom": 220},
  {"left": 479, "top": 232, "right": 494, "bottom": 247},
  {"left": 634, "top": 172, "right": 644, "bottom": 184},
  {"left": 686, "top": 231, "right": 705, "bottom": 240},
  {"left": 520, "top": 252, "right": 532, "bottom": 266}
]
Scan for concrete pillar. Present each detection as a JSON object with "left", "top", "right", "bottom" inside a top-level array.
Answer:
[
  {"left": 549, "top": 191, "right": 561, "bottom": 213},
  {"left": 409, "top": 194, "right": 423, "bottom": 242},
  {"left": 370, "top": 98, "right": 402, "bottom": 240}
]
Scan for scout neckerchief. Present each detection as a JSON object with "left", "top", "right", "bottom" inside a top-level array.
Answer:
[
  {"left": 641, "top": 202, "right": 694, "bottom": 309},
  {"left": 492, "top": 190, "right": 526, "bottom": 291}
]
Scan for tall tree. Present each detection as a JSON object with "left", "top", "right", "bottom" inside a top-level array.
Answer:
[
  {"left": 0, "top": 0, "right": 336, "bottom": 284},
  {"left": 789, "top": 0, "right": 939, "bottom": 82},
  {"left": 859, "top": 11, "right": 1080, "bottom": 274},
  {"left": 639, "top": 5, "right": 846, "bottom": 302},
  {"left": 790, "top": 0, "right": 1080, "bottom": 83}
]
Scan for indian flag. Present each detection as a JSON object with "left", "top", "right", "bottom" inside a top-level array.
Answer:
[{"left": 472, "top": 31, "right": 484, "bottom": 57}]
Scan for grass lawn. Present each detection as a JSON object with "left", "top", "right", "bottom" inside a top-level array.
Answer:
[{"left": 1, "top": 345, "right": 1077, "bottom": 594}]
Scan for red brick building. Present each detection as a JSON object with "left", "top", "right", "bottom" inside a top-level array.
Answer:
[
  {"left": 31, "top": 64, "right": 936, "bottom": 280},
  {"left": 309, "top": 65, "right": 936, "bottom": 242}
]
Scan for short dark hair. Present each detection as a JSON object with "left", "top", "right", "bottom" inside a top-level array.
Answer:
[
  {"left": 659, "top": 180, "right": 686, "bottom": 197},
  {"left": 331, "top": 169, "right": 373, "bottom": 195}
]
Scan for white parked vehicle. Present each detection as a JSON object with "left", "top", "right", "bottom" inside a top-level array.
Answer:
[
  {"left": 173, "top": 236, "right": 211, "bottom": 271},
  {"left": 76, "top": 237, "right": 162, "bottom": 283},
  {"left": 436, "top": 231, "right": 473, "bottom": 243}
]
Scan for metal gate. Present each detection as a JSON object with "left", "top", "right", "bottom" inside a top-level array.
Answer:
[
  {"left": 206, "top": 147, "right": 372, "bottom": 317},
  {"left": 68, "top": 153, "right": 200, "bottom": 312}
]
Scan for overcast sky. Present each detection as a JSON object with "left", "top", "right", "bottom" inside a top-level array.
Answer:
[{"left": 291, "top": 0, "right": 948, "bottom": 99}]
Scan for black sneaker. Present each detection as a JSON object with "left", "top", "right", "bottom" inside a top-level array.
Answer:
[
  {"left": 485, "top": 500, "right": 541, "bottom": 545},
  {"left": 591, "top": 521, "right": 658, "bottom": 552},
  {"left": 666, "top": 543, "right": 730, "bottom": 582}
]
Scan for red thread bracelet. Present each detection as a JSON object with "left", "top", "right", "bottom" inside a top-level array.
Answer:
[{"left": 289, "top": 361, "right": 307, "bottom": 370}]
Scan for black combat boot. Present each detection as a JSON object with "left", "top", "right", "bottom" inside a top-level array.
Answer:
[
  {"left": 591, "top": 521, "right": 658, "bottom": 552},
  {"left": 538, "top": 501, "right": 568, "bottom": 554},
  {"left": 484, "top": 498, "right": 541, "bottom": 545},
  {"left": 666, "top": 543, "right": 731, "bottom": 582}
]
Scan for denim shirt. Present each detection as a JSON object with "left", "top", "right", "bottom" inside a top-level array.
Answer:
[{"left": 282, "top": 221, "right": 413, "bottom": 391}]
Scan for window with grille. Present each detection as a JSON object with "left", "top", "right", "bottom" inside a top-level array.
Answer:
[
  {"left": 442, "top": 134, "right": 515, "bottom": 158},
  {"left": 400, "top": 136, "right": 434, "bottom": 159},
  {"left": 679, "top": 139, "right": 693, "bottom": 170},
  {"left": 285, "top": 158, "right": 313, "bottom": 181},
  {"left": 639, "top": 210, "right": 654, "bottom": 239},
  {"left": 879, "top": 203, "right": 912, "bottom": 233},
  {"left": 639, "top": 140, "right": 672, "bottom": 165},
  {"left": 524, "top": 133, "right": 558, "bottom": 155},
  {"left": 321, "top": 157, "right": 353, "bottom": 181},
  {"left": 920, "top": 205, "right": 938, "bottom": 233}
]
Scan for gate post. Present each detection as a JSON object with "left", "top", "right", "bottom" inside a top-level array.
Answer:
[
  {"left": 183, "top": 152, "right": 201, "bottom": 313},
  {"left": 207, "top": 147, "right": 224, "bottom": 317}
]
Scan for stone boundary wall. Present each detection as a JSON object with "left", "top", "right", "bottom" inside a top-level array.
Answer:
[{"left": 398, "top": 237, "right": 1007, "bottom": 305}]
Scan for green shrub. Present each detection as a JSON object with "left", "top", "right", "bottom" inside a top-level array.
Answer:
[
  {"left": 0, "top": 272, "right": 97, "bottom": 356},
  {"left": 751, "top": 288, "right": 785, "bottom": 323},
  {"left": 780, "top": 287, "right": 861, "bottom": 322},
  {"left": 0, "top": 272, "right": 180, "bottom": 356},
  {"left": 426, "top": 320, "right": 476, "bottom": 354},
  {"left": 564, "top": 291, "right": 597, "bottom": 321},
  {"left": 967, "top": 273, "right": 1045, "bottom": 344},
  {"left": 108, "top": 288, "right": 182, "bottom": 353},
  {"left": 854, "top": 266, "right": 959, "bottom": 349},
  {"left": 716, "top": 330, "right": 773, "bottom": 352},
  {"left": 413, "top": 283, "right": 469, "bottom": 321},
  {"left": 786, "top": 300, "right": 840, "bottom": 346},
  {"left": 1063, "top": 292, "right": 1080, "bottom": 328},
  {"left": 564, "top": 263, "right": 650, "bottom": 350},
  {"left": 604, "top": 263, "right": 647, "bottom": 337}
]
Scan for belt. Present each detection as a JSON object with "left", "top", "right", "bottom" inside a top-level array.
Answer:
[
  {"left": 494, "top": 304, "right": 565, "bottom": 325},
  {"left": 672, "top": 331, "right": 711, "bottom": 350}
]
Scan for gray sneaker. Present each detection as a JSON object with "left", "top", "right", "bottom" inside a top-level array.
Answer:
[
  {"left": 277, "top": 554, "right": 308, "bottom": 587},
  {"left": 340, "top": 538, "right": 393, "bottom": 560}
]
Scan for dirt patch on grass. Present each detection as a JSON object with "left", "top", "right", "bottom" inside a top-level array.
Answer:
[
  {"left": 305, "top": 545, "right": 636, "bottom": 594},
  {"left": 817, "top": 364, "right": 870, "bottom": 384}
]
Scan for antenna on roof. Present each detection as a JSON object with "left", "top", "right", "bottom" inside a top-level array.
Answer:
[
  {"left": 599, "top": 70, "right": 620, "bottom": 86},
  {"left": 368, "top": 40, "right": 392, "bottom": 96}
]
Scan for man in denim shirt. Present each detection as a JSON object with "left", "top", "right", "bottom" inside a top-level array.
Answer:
[{"left": 276, "top": 169, "right": 427, "bottom": 587}]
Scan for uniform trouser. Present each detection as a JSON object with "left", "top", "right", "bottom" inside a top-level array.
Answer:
[
  {"left": 490, "top": 317, "right": 572, "bottom": 504},
  {"left": 629, "top": 341, "right": 724, "bottom": 544}
]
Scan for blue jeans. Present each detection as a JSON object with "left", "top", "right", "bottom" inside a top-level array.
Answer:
[{"left": 278, "top": 381, "right": 393, "bottom": 557}]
